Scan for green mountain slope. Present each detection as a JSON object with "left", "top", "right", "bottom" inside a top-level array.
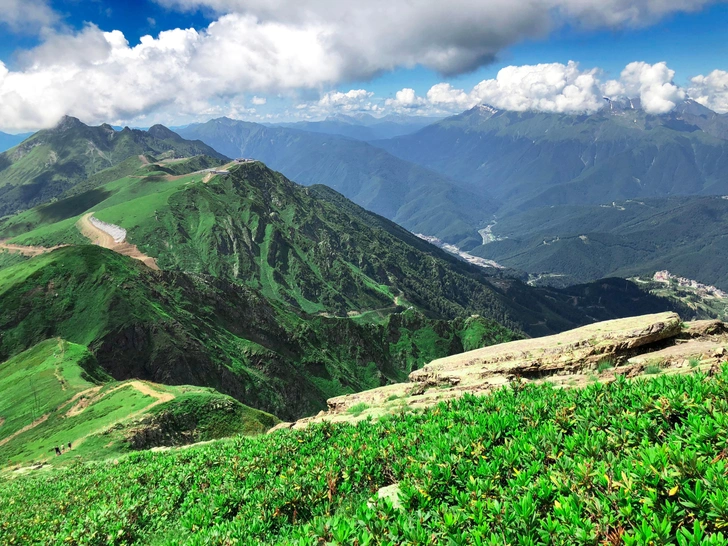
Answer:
[
  {"left": 471, "top": 196, "right": 728, "bottom": 290},
  {"left": 0, "top": 245, "right": 521, "bottom": 419},
  {"left": 0, "top": 339, "right": 278, "bottom": 467},
  {"left": 0, "top": 159, "right": 684, "bottom": 421},
  {"left": 376, "top": 101, "right": 728, "bottom": 224},
  {"left": 1, "top": 159, "right": 681, "bottom": 336},
  {"left": 178, "top": 118, "right": 493, "bottom": 248},
  {"left": 0, "top": 117, "right": 228, "bottom": 216}
]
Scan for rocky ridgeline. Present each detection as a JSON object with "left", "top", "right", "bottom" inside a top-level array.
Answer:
[{"left": 270, "top": 312, "right": 728, "bottom": 432}]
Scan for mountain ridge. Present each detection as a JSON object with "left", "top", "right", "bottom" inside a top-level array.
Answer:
[{"left": 0, "top": 116, "right": 228, "bottom": 217}]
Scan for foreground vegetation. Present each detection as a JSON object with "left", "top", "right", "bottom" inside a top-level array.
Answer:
[{"left": 2, "top": 368, "right": 728, "bottom": 544}]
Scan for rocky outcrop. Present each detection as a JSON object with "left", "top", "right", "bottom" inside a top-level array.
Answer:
[{"left": 281, "top": 313, "right": 728, "bottom": 430}]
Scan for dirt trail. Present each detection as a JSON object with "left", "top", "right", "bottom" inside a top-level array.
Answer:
[
  {"left": 64, "top": 386, "right": 104, "bottom": 417},
  {"left": 0, "top": 414, "right": 50, "bottom": 448},
  {"left": 69, "top": 381, "right": 174, "bottom": 451},
  {"left": 0, "top": 239, "right": 67, "bottom": 256},
  {"left": 77, "top": 213, "right": 159, "bottom": 270},
  {"left": 67, "top": 381, "right": 173, "bottom": 419}
]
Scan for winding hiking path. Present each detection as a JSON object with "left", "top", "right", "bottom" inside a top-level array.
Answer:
[
  {"left": 0, "top": 239, "right": 67, "bottom": 256},
  {"left": 77, "top": 213, "right": 159, "bottom": 270},
  {"left": 1, "top": 380, "right": 175, "bottom": 455}
]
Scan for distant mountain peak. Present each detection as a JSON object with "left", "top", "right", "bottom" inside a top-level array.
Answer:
[
  {"left": 146, "top": 124, "right": 179, "bottom": 140},
  {"left": 476, "top": 104, "right": 499, "bottom": 115},
  {"left": 52, "top": 115, "right": 86, "bottom": 132}
]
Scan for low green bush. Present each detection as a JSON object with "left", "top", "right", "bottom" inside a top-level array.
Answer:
[{"left": 2, "top": 367, "right": 728, "bottom": 545}]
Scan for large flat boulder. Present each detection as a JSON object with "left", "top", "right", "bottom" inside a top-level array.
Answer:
[
  {"left": 409, "top": 312, "right": 681, "bottom": 386},
  {"left": 278, "top": 313, "right": 728, "bottom": 432}
]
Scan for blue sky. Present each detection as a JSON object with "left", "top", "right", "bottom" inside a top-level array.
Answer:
[{"left": 0, "top": 0, "right": 727, "bottom": 130}]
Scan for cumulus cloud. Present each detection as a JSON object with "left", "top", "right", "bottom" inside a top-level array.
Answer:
[
  {"left": 385, "top": 89, "right": 427, "bottom": 110},
  {"left": 387, "top": 62, "right": 605, "bottom": 115},
  {"left": 689, "top": 70, "right": 728, "bottom": 114},
  {"left": 605, "top": 61, "right": 685, "bottom": 114},
  {"left": 251, "top": 96, "right": 267, "bottom": 105},
  {"left": 471, "top": 61, "right": 604, "bottom": 113},
  {"left": 384, "top": 60, "right": 702, "bottom": 117},
  {"left": 0, "top": 0, "right": 57, "bottom": 32},
  {"left": 318, "top": 89, "right": 374, "bottom": 110},
  {"left": 0, "top": 16, "right": 343, "bottom": 130}
]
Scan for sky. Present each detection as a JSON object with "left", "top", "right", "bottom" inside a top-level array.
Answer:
[{"left": 0, "top": 0, "right": 727, "bottom": 132}]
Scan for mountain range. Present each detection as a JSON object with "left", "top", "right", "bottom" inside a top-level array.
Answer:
[
  {"left": 376, "top": 99, "right": 728, "bottom": 220},
  {"left": 271, "top": 113, "right": 443, "bottom": 141},
  {"left": 178, "top": 118, "right": 491, "bottom": 248},
  {"left": 0, "top": 131, "right": 33, "bottom": 154},
  {"left": 0, "top": 118, "right": 686, "bottom": 428}
]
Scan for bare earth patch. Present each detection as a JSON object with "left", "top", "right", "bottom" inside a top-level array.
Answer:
[
  {"left": 77, "top": 213, "right": 159, "bottom": 270},
  {"left": 0, "top": 239, "right": 67, "bottom": 257}
]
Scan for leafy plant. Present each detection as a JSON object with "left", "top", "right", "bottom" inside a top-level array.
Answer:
[
  {"left": 597, "top": 359, "right": 615, "bottom": 373},
  {"left": 347, "top": 402, "right": 369, "bottom": 416},
  {"left": 3, "top": 367, "right": 728, "bottom": 545}
]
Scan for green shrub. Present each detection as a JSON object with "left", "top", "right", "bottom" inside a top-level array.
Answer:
[
  {"left": 596, "top": 359, "right": 615, "bottom": 373},
  {"left": 3, "top": 367, "right": 728, "bottom": 545},
  {"left": 347, "top": 402, "right": 369, "bottom": 416}
]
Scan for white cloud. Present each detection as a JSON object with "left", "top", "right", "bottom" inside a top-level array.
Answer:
[
  {"left": 0, "top": 16, "right": 343, "bottom": 130},
  {"left": 0, "top": 0, "right": 57, "bottom": 32},
  {"left": 318, "top": 89, "right": 373, "bottom": 109},
  {"left": 605, "top": 61, "right": 685, "bottom": 114},
  {"left": 152, "top": 0, "right": 720, "bottom": 78},
  {"left": 385, "top": 88, "right": 427, "bottom": 110},
  {"left": 251, "top": 96, "right": 267, "bottom": 105},
  {"left": 386, "top": 62, "right": 603, "bottom": 115},
  {"left": 472, "top": 61, "right": 604, "bottom": 113},
  {"left": 688, "top": 70, "right": 728, "bottom": 114},
  {"left": 385, "top": 60, "right": 703, "bottom": 117}
]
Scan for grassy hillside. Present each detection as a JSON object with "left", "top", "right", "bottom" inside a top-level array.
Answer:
[
  {"left": 0, "top": 160, "right": 681, "bottom": 337},
  {"left": 0, "top": 244, "right": 520, "bottom": 419},
  {"left": 0, "top": 117, "right": 227, "bottom": 216},
  {"left": 0, "top": 339, "right": 278, "bottom": 468},
  {"left": 1, "top": 368, "right": 727, "bottom": 544},
  {"left": 179, "top": 118, "right": 492, "bottom": 248},
  {"left": 0, "top": 340, "right": 109, "bottom": 443}
]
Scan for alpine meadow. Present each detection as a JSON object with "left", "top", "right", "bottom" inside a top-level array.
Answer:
[{"left": 1, "top": 1, "right": 728, "bottom": 544}]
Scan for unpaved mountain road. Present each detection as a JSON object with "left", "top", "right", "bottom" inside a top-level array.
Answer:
[
  {"left": 77, "top": 213, "right": 159, "bottom": 270},
  {"left": 0, "top": 240, "right": 67, "bottom": 256}
]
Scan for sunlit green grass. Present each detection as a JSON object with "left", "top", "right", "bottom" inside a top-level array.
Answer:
[{"left": 2, "top": 369, "right": 728, "bottom": 545}]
